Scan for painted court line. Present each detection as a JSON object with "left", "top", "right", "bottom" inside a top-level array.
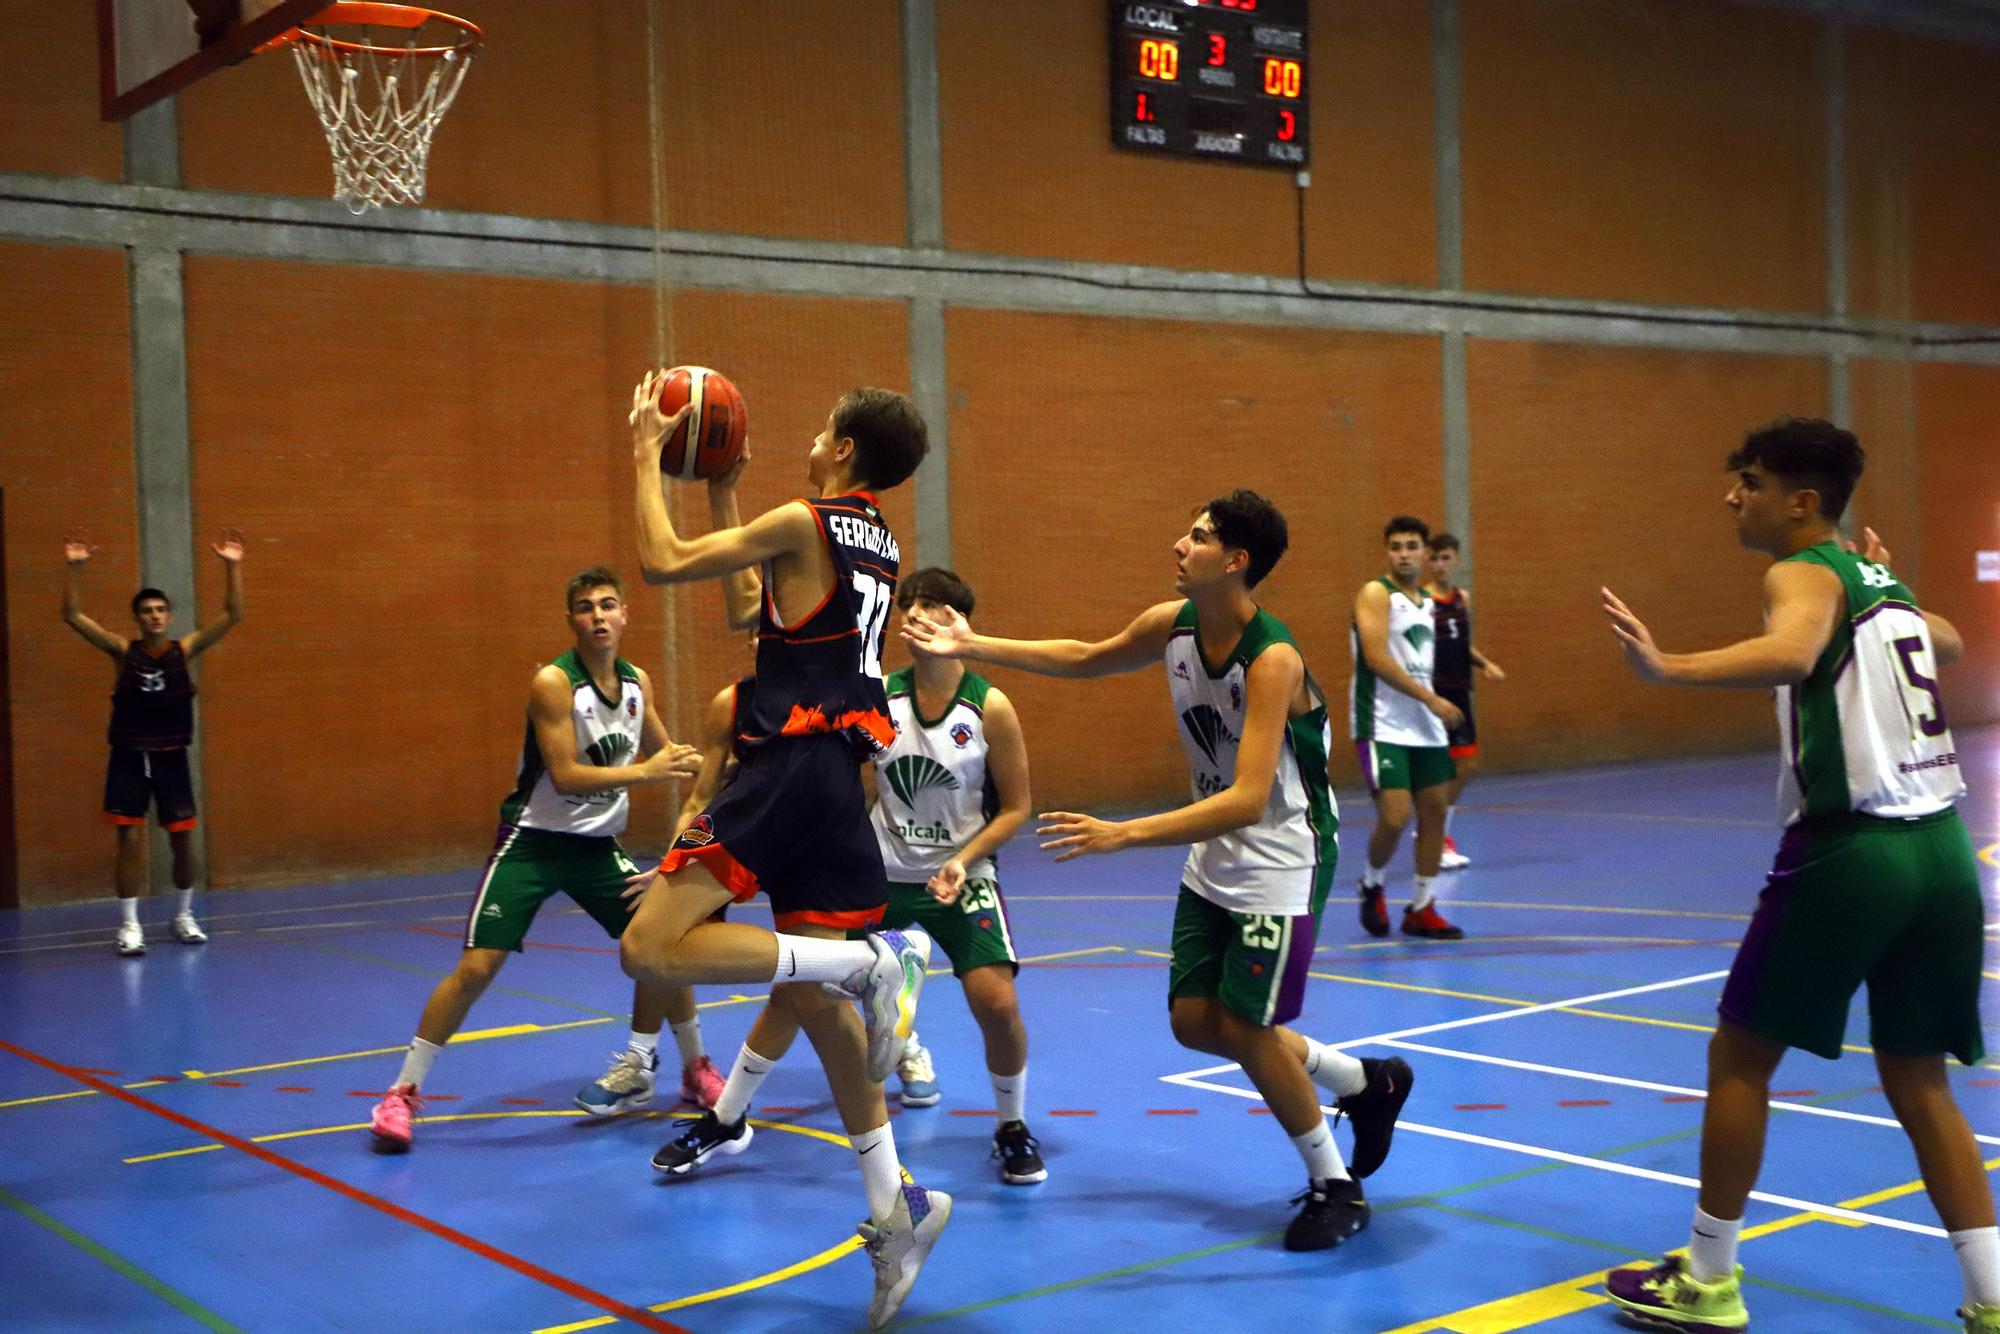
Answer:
[
  {"left": 0, "top": 1038, "right": 690, "bottom": 1333},
  {"left": 1168, "top": 1073, "right": 1946, "bottom": 1238},
  {"left": 1380, "top": 1038, "right": 2000, "bottom": 1147}
]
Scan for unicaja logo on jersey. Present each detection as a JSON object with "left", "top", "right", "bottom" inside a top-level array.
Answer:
[
  {"left": 885, "top": 755, "right": 959, "bottom": 808},
  {"left": 1401, "top": 623, "right": 1434, "bottom": 653},
  {"left": 585, "top": 733, "right": 634, "bottom": 767},
  {"left": 1180, "top": 705, "right": 1233, "bottom": 767}
]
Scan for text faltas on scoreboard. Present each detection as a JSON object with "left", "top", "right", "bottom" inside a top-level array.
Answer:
[{"left": 1110, "top": 0, "right": 1309, "bottom": 168}]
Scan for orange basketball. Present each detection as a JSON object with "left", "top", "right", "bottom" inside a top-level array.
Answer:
[{"left": 654, "top": 366, "right": 748, "bottom": 480}]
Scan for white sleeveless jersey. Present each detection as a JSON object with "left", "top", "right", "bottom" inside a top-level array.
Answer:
[
  {"left": 1166, "top": 603, "right": 1340, "bottom": 916},
  {"left": 1776, "top": 543, "right": 1964, "bottom": 825},
  {"left": 499, "top": 650, "right": 644, "bottom": 838},
  {"left": 872, "top": 667, "right": 999, "bottom": 882},
  {"left": 1350, "top": 577, "right": 1446, "bottom": 746}
]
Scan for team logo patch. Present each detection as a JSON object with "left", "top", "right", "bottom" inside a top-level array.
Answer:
[
  {"left": 978, "top": 916, "right": 993, "bottom": 931},
  {"left": 885, "top": 755, "right": 959, "bottom": 807},
  {"left": 676, "top": 814, "right": 717, "bottom": 849},
  {"left": 627, "top": 697, "right": 639, "bottom": 717},
  {"left": 1249, "top": 961, "right": 1265, "bottom": 976},
  {"left": 1229, "top": 681, "right": 1242, "bottom": 711},
  {"left": 950, "top": 722, "right": 974, "bottom": 748},
  {"left": 586, "top": 732, "right": 634, "bottom": 767}
]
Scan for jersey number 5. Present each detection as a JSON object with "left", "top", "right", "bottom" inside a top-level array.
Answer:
[{"left": 853, "top": 574, "right": 893, "bottom": 680}]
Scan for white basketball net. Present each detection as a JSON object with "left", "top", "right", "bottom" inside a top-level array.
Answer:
[{"left": 286, "top": 19, "right": 476, "bottom": 214}]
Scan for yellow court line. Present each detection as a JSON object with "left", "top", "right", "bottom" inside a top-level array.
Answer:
[
  {"left": 1376, "top": 1157, "right": 2000, "bottom": 1333},
  {"left": 1018, "top": 945, "right": 1126, "bottom": 964},
  {"left": 1981, "top": 841, "right": 1998, "bottom": 869}
]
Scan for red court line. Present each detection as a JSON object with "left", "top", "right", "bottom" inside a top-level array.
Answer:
[
  {"left": 1455, "top": 1103, "right": 1508, "bottom": 1111},
  {"left": 1047, "top": 1109, "right": 1096, "bottom": 1117},
  {"left": 759, "top": 1105, "right": 807, "bottom": 1114},
  {"left": 1558, "top": 1099, "right": 1612, "bottom": 1108},
  {"left": 947, "top": 1109, "right": 997, "bottom": 1118},
  {"left": 75, "top": 1067, "right": 121, "bottom": 1075},
  {"left": 1974, "top": 1079, "right": 2000, "bottom": 1088},
  {"left": 146, "top": 1075, "right": 182, "bottom": 1083},
  {"left": 0, "top": 1037, "right": 691, "bottom": 1334},
  {"left": 407, "top": 924, "right": 618, "bottom": 955},
  {"left": 425, "top": 1095, "right": 461, "bottom": 1103},
  {"left": 1771, "top": 1089, "right": 1818, "bottom": 1097},
  {"left": 212, "top": 1080, "right": 244, "bottom": 1088},
  {"left": 1661, "top": 1095, "right": 1704, "bottom": 1104},
  {"left": 500, "top": 1098, "right": 543, "bottom": 1106},
  {"left": 1248, "top": 1108, "right": 1274, "bottom": 1115},
  {"left": 1146, "top": 1109, "right": 1198, "bottom": 1116},
  {"left": 275, "top": 1086, "right": 312, "bottom": 1094}
]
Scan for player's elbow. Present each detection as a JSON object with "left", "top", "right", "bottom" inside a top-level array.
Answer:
[{"left": 1217, "top": 787, "right": 1268, "bottom": 831}]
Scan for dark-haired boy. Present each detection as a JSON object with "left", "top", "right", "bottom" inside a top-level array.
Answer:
[
  {"left": 618, "top": 381, "right": 948, "bottom": 1331},
  {"left": 1423, "top": 532, "right": 1505, "bottom": 870},
  {"left": 1599, "top": 419, "right": 1997, "bottom": 1334},
  {"left": 906, "top": 491, "right": 1414, "bottom": 1252},
  {"left": 62, "top": 529, "right": 244, "bottom": 955},
  {"left": 1351, "top": 516, "right": 1465, "bottom": 939},
  {"left": 368, "top": 567, "right": 702, "bottom": 1150}
]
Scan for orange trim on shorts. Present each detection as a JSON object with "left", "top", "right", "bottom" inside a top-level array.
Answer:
[
  {"left": 1449, "top": 743, "right": 1479, "bottom": 760},
  {"left": 104, "top": 813, "right": 147, "bottom": 827},
  {"left": 162, "top": 818, "right": 198, "bottom": 833},
  {"left": 774, "top": 905, "right": 886, "bottom": 931},
  {"left": 659, "top": 841, "right": 761, "bottom": 903}
]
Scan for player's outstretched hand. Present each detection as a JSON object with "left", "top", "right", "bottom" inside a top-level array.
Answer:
[
  {"left": 629, "top": 370, "right": 690, "bottom": 465},
  {"left": 1858, "top": 526, "right": 1892, "bottom": 566},
  {"left": 212, "top": 528, "right": 245, "bottom": 563},
  {"left": 1480, "top": 659, "right": 1507, "bottom": 683},
  {"left": 1037, "top": 811, "right": 1129, "bottom": 862},
  {"left": 63, "top": 530, "right": 96, "bottom": 565},
  {"left": 927, "top": 859, "right": 967, "bottom": 904},
  {"left": 621, "top": 865, "right": 660, "bottom": 905},
  {"left": 1601, "top": 587, "right": 1667, "bottom": 682},
  {"left": 902, "top": 604, "right": 972, "bottom": 658}
]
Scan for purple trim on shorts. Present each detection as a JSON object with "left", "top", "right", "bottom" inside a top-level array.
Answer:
[
  {"left": 1355, "top": 740, "right": 1379, "bottom": 795},
  {"left": 1718, "top": 826, "right": 1810, "bottom": 1027},
  {"left": 1271, "top": 911, "right": 1319, "bottom": 1027},
  {"left": 1786, "top": 689, "right": 1806, "bottom": 802}
]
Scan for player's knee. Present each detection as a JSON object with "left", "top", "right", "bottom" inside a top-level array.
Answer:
[
  {"left": 456, "top": 949, "right": 506, "bottom": 988},
  {"left": 1168, "top": 1000, "right": 1223, "bottom": 1054}
]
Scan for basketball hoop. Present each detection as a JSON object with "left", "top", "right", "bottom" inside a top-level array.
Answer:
[{"left": 264, "top": 3, "right": 481, "bottom": 214}]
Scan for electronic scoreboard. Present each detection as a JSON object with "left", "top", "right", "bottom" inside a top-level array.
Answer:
[{"left": 1109, "top": 0, "right": 1308, "bottom": 168}]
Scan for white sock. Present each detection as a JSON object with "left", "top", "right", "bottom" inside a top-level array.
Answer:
[
  {"left": 1687, "top": 1206, "right": 1742, "bottom": 1282},
  {"left": 1360, "top": 863, "right": 1386, "bottom": 890},
  {"left": 1410, "top": 875, "right": 1439, "bottom": 912},
  {"left": 991, "top": 1065, "right": 1027, "bottom": 1125},
  {"left": 175, "top": 889, "right": 195, "bottom": 916},
  {"left": 771, "top": 934, "right": 875, "bottom": 984},
  {"left": 667, "top": 1017, "right": 703, "bottom": 1067},
  {"left": 1301, "top": 1037, "right": 1367, "bottom": 1098},
  {"left": 119, "top": 898, "right": 139, "bottom": 929},
  {"left": 1951, "top": 1226, "right": 2000, "bottom": 1307},
  {"left": 712, "top": 1043, "right": 777, "bottom": 1125},
  {"left": 395, "top": 1036, "right": 442, "bottom": 1091},
  {"left": 850, "top": 1123, "right": 904, "bottom": 1222},
  {"left": 628, "top": 1028, "right": 660, "bottom": 1068},
  {"left": 1445, "top": 806, "right": 1457, "bottom": 834},
  {"left": 1290, "top": 1117, "right": 1351, "bottom": 1183}
]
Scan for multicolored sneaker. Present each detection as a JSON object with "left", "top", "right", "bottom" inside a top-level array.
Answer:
[
  {"left": 680, "top": 1054, "right": 725, "bottom": 1109},
  {"left": 651, "top": 1110, "right": 754, "bottom": 1175},
  {"left": 1358, "top": 882, "right": 1390, "bottom": 938},
  {"left": 1603, "top": 1256, "right": 1749, "bottom": 1331},
  {"left": 897, "top": 1034, "right": 941, "bottom": 1107},
  {"left": 369, "top": 1083, "right": 421, "bottom": 1151},
  {"left": 1439, "top": 835, "right": 1470, "bottom": 871},
  {"left": 1336, "top": 1056, "right": 1414, "bottom": 1179},
  {"left": 1283, "top": 1177, "right": 1369, "bottom": 1251},
  {"left": 993, "top": 1120, "right": 1047, "bottom": 1184},
  {"left": 575, "top": 1049, "right": 656, "bottom": 1115},
  {"left": 851, "top": 928, "right": 932, "bottom": 1083},
  {"left": 1402, "top": 903, "right": 1464, "bottom": 940},
  {"left": 1963, "top": 1303, "right": 2000, "bottom": 1334},
  {"left": 859, "top": 1183, "right": 953, "bottom": 1329}
]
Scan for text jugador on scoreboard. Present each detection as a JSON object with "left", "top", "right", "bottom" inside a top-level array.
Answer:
[{"left": 1109, "top": 0, "right": 1309, "bottom": 168}]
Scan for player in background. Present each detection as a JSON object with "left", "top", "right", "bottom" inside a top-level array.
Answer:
[
  {"left": 1351, "top": 516, "right": 1465, "bottom": 939},
  {"left": 368, "top": 567, "right": 701, "bottom": 1150},
  {"left": 63, "top": 529, "right": 244, "bottom": 955},
  {"left": 1423, "top": 532, "right": 1505, "bottom": 870},
  {"left": 905, "top": 491, "right": 1415, "bottom": 1252},
  {"left": 618, "top": 377, "right": 947, "bottom": 1330},
  {"left": 1598, "top": 419, "right": 1998, "bottom": 1334}
]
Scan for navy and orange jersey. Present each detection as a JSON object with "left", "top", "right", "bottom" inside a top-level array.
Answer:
[
  {"left": 739, "top": 492, "right": 899, "bottom": 758},
  {"left": 107, "top": 640, "right": 196, "bottom": 750},
  {"left": 1430, "top": 586, "right": 1474, "bottom": 691}
]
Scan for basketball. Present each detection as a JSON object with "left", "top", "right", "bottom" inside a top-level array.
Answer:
[{"left": 653, "top": 366, "right": 748, "bottom": 481}]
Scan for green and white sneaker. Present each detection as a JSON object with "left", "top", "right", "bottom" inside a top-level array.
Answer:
[
  {"left": 1962, "top": 1302, "right": 2000, "bottom": 1334},
  {"left": 1603, "top": 1255, "right": 1748, "bottom": 1331}
]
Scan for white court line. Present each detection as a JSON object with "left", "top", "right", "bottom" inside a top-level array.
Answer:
[
  {"left": 1379, "top": 1038, "right": 2000, "bottom": 1148},
  {"left": 1162, "top": 968, "right": 1730, "bottom": 1083},
  {"left": 1169, "top": 1073, "right": 1946, "bottom": 1239}
]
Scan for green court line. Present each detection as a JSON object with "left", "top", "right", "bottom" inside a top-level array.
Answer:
[{"left": 0, "top": 1182, "right": 244, "bottom": 1333}]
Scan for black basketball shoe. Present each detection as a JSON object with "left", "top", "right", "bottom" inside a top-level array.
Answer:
[
  {"left": 1337, "top": 1056, "right": 1414, "bottom": 1179},
  {"left": 1283, "top": 1177, "right": 1370, "bottom": 1252},
  {"left": 651, "top": 1110, "right": 754, "bottom": 1175}
]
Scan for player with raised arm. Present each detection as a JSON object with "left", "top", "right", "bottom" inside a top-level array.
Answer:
[
  {"left": 1424, "top": 532, "right": 1505, "bottom": 870},
  {"left": 904, "top": 491, "right": 1415, "bottom": 1252},
  {"left": 617, "top": 376, "right": 947, "bottom": 1331},
  {"left": 1598, "top": 419, "right": 1998, "bottom": 1334},
  {"left": 63, "top": 529, "right": 243, "bottom": 955},
  {"left": 1351, "top": 515, "right": 1466, "bottom": 939},
  {"left": 368, "top": 567, "right": 702, "bottom": 1149}
]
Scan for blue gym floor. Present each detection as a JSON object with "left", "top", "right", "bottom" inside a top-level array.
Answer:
[{"left": 4, "top": 730, "right": 1998, "bottom": 1332}]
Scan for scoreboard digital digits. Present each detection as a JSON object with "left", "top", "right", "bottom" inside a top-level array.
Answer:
[{"left": 1110, "top": 0, "right": 1308, "bottom": 168}]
